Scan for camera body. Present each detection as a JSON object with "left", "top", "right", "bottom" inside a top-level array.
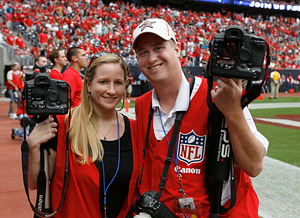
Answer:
[
  {"left": 133, "top": 191, "right": 175, "bottom": 218},
  {"left": 34, "top": 65, "right": 53, "bottom": 74},
  {"left": 209, "top": 25, "right": 266, "bottom": 80},
  {"left": 25, "top": 73, "right": 69, "bottom": 115}
]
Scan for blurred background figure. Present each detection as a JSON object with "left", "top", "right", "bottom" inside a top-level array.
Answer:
[
  {"left": 269, "top": 69, "right": 281, "bottom": 99},
  {"left": 286, "top": 73, "right": 294, "bottom": 93}
]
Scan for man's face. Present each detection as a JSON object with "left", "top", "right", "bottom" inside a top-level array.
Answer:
[
  {"left": 36, "top": 57, "right": 48, "bottom": 67},
  {"left": 135, "top": 33, "right": 180, "bottom": 84},
  {"left": 13, "top": 62, "right": 20, "bottom": 71},
  {"left": 76, "top": 49, "right": 88, "bottom": 69},
  {"left": 56, "top": 50, "right": 67, "bottom": 67},
  {"left": 12, "top": 64, "right": 18, "bottom": 71}
]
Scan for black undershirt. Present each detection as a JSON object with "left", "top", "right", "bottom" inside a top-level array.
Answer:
[{"left": 95, "top": 115, "right": 133, "bottom": 218}]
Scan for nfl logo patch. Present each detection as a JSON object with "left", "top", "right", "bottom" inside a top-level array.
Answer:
[{"left": 177, "top": 130, "right": 206, "bottom": 165}]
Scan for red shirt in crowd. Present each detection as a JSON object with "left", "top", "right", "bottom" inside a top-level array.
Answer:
[{"left": 38, "top": 32, "right": 48, "bottom": 44}]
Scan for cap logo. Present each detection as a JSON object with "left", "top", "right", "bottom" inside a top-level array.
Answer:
[{"left": 139, "top": 20, "right": 156, "bottom": 32}]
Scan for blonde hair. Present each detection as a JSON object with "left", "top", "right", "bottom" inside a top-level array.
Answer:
[{"left": 67, "top": 53, "right": 128, "bottom": 164}]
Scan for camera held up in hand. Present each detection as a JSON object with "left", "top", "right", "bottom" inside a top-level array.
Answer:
[
  {"left": 34, "top": 65, "right": 53, "bottom": 74},
  {"left": 133, "top": 191, "right": 176, "bottom": 218},
  {"left": 25, "top": 73, "right": 69, "bottom": 115},
  {"left": 209, "top": 25, "right": 266, "bottom": 80}
]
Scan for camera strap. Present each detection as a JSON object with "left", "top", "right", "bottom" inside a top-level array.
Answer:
[
  {"left": 158, "top": 111, "right": 185, "bottom": 199},
  {"left": 159, "top": 71, "right": 195, "bottom": 199},
  {"left": 21, "top": 123, "right": 70, "bottom": 218},
  {"left": 205, "top": 42, "right": 270, "bottom": 215},
  {"left": 138, "top": 71, "right": 195, "bottom": 200}
]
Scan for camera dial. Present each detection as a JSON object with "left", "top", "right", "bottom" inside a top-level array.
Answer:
[
  {"left": 239, "top": 46, "right": 252, "bottom": 62},
  {"left": 48, "top": 90, "right": 59, "bottom": 102}
]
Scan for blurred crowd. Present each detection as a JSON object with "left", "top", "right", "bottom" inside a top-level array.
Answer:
[{"left": 0, "top": 0, "right": 300, "bottom": 69}]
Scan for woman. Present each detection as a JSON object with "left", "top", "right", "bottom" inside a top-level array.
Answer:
[{"left": 27, "top": 53, "right": 138, "bottom": 218}]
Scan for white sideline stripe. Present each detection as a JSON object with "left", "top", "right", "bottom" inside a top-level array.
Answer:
[
  {"left": 249, "top": 102, "right": 300, "bottom": 109},
  {"left": 255, "top": 117, "right": 300, "bottom": 127},
  {"left": 252, "top": 156, "right": 300, "bottom": 218}
]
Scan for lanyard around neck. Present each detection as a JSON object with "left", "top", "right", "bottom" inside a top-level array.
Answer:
[
  {"left": 157, "top": 108, "right": 179, "bottom": 173},
  {"left": 138, "top": 71, "right": 195, "bottom": 199},
  {"left": 101, "top": 110, "right": 120, "bottom": 218},
  {"left": 138, "top": 106, "right": 184, "bottom": 200}
]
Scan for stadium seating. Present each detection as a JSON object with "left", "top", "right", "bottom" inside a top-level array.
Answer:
[{"left": 0, "top": 0, "right": 299, "bottom": 69}]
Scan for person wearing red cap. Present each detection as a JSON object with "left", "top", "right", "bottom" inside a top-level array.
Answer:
[{"left": 132, "top": 18, "right": 268, "bottom": 218}]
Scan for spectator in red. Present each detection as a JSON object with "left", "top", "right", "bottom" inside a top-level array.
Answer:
[
  {"left": 194, "top": 43, "right": 201, "bottom": 66},
  {"left": 6, "top": 32, "right": 14, "bottom": 46},
  {"left": 15, "top": 33, "right": 24, "bottom": 49},
  {"left": 56, "top": 28, "right": 63, "bottom": 41},
  {"left": 31, "top": 45, "right": 39, "bottom": 58},
  {"left": 24, "top": 17, "right": 33, "bottom": 31},
  {"left": 5, "top": 10, "right": 12, "bottom": 29},
  {"left": 62, "top": 47, "right": 88, "bottom": 107},
  {"left": 6, "top": 62, "right": 21, "bottom": 119},
  {"left": 286, "top": 73, "right": 294, "bottom": 93},
  {"left": 49, "top": 48, "right": 67, "bottom": 80},
  {"left": 38, "top": 29, "right": 48, "bottom": 47}
]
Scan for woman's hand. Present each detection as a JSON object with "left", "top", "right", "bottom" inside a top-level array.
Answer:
[
  {"left": 27, "top": 117, "right": 58, "bottom": 189},
  {"left": 28, "top": 117, "right": 58, "bottom": 150}
]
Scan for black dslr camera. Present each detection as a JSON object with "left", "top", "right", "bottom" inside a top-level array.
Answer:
[
  {"left": 209, "top": 25, "right": 266, "bottom": 80},
  {"left": 34, "top": 65, "right": 53, "bottom": 73},
  {"left": 25, "top": 73, "right": 69, "bottom": 115},
  {"left": 133, "top": 191, "right": 175, "bottom": 218}
]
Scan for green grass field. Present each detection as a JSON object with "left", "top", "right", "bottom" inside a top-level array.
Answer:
[
  {"left": 253, "top": 96, "right": 300, "bottom": 103},
  {"left": 250, "top": 97, "right": 300, "bottom": 167}
]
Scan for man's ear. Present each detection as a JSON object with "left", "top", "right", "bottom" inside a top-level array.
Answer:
[
  {"left": 175, "top": 42, "right": 181, "bottom": 58},
  {"left": 72, "top": 56, "right": 78, "bottom": 62}
]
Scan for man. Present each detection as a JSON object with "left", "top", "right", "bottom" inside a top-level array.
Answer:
[
  {"left": 15, "top": 32, "right": 24, "bottom": 49},
  {"left": 6, "top": 31, "right": 14, "bottom": 46},
  {"left": 49, "top": 48, "right": 67, "bottom": 80},
  {"left": 38, "top": 29, "right": 48, "bottom": 47},
  {"left": 269, "top": 69, "right": 281, "bottom": 99},
  {"left": 6, "top": 62, "right": 21, "bottom": 119},
  {"left": 35, "top": 56, "right": 48, "bottom": 68},
  {"left": 286, "top": 73, "right": 294, "bottom": 93},
  {"left": 62, "top": 47, "right": 88, "bottom": 107},
  {"left": 126, "top": 69, "right": 133, "bottom": 98},
  {"left": 29, "top": 56, "right": 48, "bottom": 80},
  {"left": 132, "top": 18, "right": 268, "bottom": 217}
]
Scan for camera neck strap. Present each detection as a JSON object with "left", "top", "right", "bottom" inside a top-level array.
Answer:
[
  {"left": 158, "top": 111, "right": 185, "bottom": 199},
  {"left": 21, "top": 118, "right": 71, "bottom": 218},
  {"left": 204, "top": 42, "right": 271, "bottom": 215},
  {"left": 138, "top": 71, "right": 195, "bottom": 200}
]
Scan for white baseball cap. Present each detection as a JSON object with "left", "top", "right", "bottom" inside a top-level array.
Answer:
[{"left": 132, "top": 18, "right": 177, "bottom": 50}]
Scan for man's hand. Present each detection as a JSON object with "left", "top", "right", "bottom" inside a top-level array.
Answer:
[{"left": 211, "top": 78, "right": 243, "bottom": 118}]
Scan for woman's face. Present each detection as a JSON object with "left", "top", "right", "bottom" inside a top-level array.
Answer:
[{"left": 87, "top": 63, "right": 126, "bottom": 113}]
